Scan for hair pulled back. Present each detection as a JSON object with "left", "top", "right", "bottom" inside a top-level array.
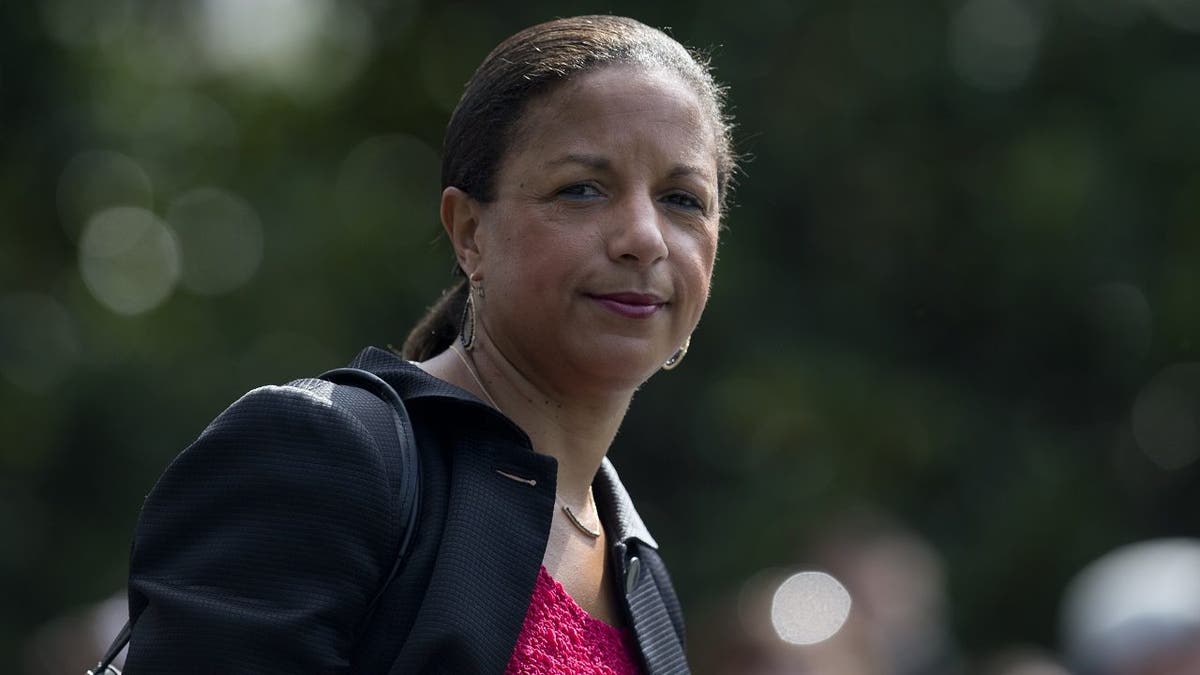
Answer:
[{"left": 401, "top": 15, "right": 736, "bottom": 361}]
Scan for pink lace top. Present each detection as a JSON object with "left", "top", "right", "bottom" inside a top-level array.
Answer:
[{"left": 505, "top": 566, "right": 641, "bottom": 675}]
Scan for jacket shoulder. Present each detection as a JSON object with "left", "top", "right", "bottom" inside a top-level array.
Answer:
[{"left": 125, "top": 379, "right": 402, "bottom": 673}]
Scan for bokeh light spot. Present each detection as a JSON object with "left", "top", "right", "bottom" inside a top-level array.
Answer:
[
  {"left": 0, "top": 293, "right": 81, "bottom": 393},
  {"left": 167, "top": 188, "right": 263, "bottom": 296},
  {"left": 770, "top": 571, "right": 852, "bottom": 645},
  {"left": 949, "top": 0, "right": 1045, "bottom": 91},
  {"left": 1062, "top": 538, "right": 1200, "bottom": 672},
  {"left": 79, "top": 207, "right": 180, "bottom": 315},
  {"left": 57, "top": 150, "right": 153, "bottom": 241},
  {"left": 336, "top": 134, "right": 439, "bottom": 234},
  {"left": 1132, "top": 363, "right": 1200, "bottom": 470},
  {"left": 131, "top": 91, "right": 240, "bottom": 194},
  {"left": 196, "top": 0, "right": 325, "bottom": 72},
  {"left": 193, "top": 0, "right": 373, "bottom": 99}
]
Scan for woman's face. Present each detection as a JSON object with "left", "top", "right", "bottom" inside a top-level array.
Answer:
[{"left": 468, "top": 64, "right": 721, "bottom": 393}]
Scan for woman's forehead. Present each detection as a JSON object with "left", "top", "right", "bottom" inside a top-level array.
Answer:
[{"left": 503, "top": 65, "right": 720, "bottom": 177}]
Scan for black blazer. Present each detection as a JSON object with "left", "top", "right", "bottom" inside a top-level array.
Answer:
[{"left": 125, "top": 347, "right": 690, "bottom": 674}]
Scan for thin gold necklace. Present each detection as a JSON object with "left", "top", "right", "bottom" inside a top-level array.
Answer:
[{"left": 449, "top": 341, "right": 602, "bottom": 540}]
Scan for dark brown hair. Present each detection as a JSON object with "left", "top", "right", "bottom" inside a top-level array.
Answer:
[{"left": 401, "top": 15, "right": 737, "bottom": 360}]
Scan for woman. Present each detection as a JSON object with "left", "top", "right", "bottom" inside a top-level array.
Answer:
[{"left": 122, "top": 15, "right": 735, "bottom": 674}]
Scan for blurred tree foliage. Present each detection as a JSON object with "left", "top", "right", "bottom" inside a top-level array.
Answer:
[{"left": 2, "top": 0, "right": 1198, "bottom": 669}]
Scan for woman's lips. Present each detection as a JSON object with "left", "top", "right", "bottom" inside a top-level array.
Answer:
[{"left": 589, "top": 292, "right": 666, "bottom": 319}]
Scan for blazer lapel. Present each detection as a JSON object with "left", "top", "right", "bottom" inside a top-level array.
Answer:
[
  {"left": 595, "top": 459, "right": 691, "bottom": 675},
  {"left": 386, "top": 421, "right": 557, "bottom": 674},
  {"left": 352, "top": 348, "right": 559, "bottom": 674},
  {"left": 623, "top": 551, "right": 691, "bottom": 675}
]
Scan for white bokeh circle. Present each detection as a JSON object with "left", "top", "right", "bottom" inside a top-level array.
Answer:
[
  {"left": 770, "top": 571, "right": 853, "bottom": 645},
  {"left": 79, "top": 206, "right": 180, "bottom": 315}
]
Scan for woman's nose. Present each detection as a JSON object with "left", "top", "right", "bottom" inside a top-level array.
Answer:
[{"left": 606, "top": 195, "right": 668, "bottom": 266}]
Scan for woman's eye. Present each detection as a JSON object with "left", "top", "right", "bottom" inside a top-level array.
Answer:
[
  {"left": 663, "top": 192, "right": 704, "bottom": 211},
  {"left": 558, "top": 183, "right": 603, "bottom": 199}
]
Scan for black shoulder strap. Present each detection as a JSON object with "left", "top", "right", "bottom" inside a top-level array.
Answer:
[
  {"left": 90, "top": 368, "right": 422, "bottom": 675},
  {"left": 318, "top": 367, "right": 423, "bottom": 632}
]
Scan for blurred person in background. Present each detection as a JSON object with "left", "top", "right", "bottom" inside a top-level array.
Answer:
[
  {"left": 691, "top": 509, "right": 962, "bottom": 675},
  {"left": 807, "top": 511, "right": 962, "bottom": 675},
  {"left": 1059, "top": 538, "right": 1200, "bottom": 675},
  {"left": 113, "top": 14, "right": 737, "bottom": 674}
]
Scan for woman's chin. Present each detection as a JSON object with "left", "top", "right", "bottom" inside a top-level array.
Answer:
[{"left": 567, "top": 346, "right": 670, "bottom": 391}]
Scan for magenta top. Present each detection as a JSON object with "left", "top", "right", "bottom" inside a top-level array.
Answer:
[{"left": 504, "top": 566, "right": 642, "bottom": 675}]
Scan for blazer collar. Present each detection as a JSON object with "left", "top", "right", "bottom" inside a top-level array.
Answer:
[
  {"left": 349, "top": 346, "right": 488, "bottom": 404},
  {"left": 594, "top": 457, "right": 659, "bottom": 550},
  {"left": 347, "top": 346, "right": 660, "bottom": 551}
]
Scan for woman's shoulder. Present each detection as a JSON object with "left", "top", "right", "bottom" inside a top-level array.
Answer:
[
  {"left": 143, "top": 372, "right": 404, "bottom": 525},
  {"left": 192, "top": 347, "right": 421, "bottom": 451},
  {"left": 213, "top": 376, "right": 365, "bottom": 421},
  {"left": 126, "top": 374, "right": 411, "bottom": 673},
  {"left": 183, "top": 379, "right": 383, "bottom": 461}
]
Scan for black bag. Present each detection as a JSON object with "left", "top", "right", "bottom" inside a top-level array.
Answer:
[{"left": 88, "top": 367, "right": 423, "bottom": 675}]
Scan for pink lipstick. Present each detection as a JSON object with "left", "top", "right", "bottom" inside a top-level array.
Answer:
[{"left": 589, "top": 292, "right": 665, "bottom": 319}]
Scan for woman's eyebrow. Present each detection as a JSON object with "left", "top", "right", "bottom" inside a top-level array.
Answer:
[
  {"left": 668, "top": 164, "right": 714, "bottom": 182},
  {"left": 547, "top": 154, "right": 714, "bottom": 182},
  {"left": 545, "top": 153, "right": 611, "bottom": 171}
]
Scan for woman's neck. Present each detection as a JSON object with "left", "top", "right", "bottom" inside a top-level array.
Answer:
[{"left": 420, "top": 340, "right": 633, "bottom": 506}]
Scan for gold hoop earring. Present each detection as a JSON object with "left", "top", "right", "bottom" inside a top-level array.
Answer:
[
  {"left": 459, "top": 292, "right": 476, "bottom": 351},
  {"left": 662, "top": 335, "right": 691, "bottom": 370}
]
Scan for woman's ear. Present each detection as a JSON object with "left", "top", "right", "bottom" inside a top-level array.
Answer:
[{"left": 440, "top": 186, "right": 484, "bottom": 275}]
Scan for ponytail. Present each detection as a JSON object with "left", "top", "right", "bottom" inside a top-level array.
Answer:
[{"left": 399, "top": 276, "right": 468, "bottom": 361}]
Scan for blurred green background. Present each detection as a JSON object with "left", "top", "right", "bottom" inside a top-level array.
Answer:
[{"left": 3, "top": 0, "right": 1199, "bottom": 672}]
